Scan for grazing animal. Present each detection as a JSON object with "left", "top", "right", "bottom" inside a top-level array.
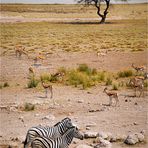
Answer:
[
  {"left": 41, "top": 81, "right": 53, "bottom": 99},
  {"left": 31, "top": 126, "right": 84, "bottom": 148},
  {"left": 24, "top": 117, "right": 74, "bottom": 148},
  {"left": 52, "top": 72, "right": 65, "bottom": 82},
  {"left": 103, "top": 87, "right": 119, "bottom": 106},
  {"left": 15, "top": 45, "right": 29, "bottom": 59},
  {"left": 131, "top": 63, "right": 145, "bottom": 73},
  {"left": 129, "top": 77, "right": 145, "bottom": 97}
]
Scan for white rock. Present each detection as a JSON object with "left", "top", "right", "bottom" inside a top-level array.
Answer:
[
  {"left": 95, "top": 137, "right": 112, "bottom": 148},
  {"left": 136, "top": 133, "right": 145, "bottom": 142},
  {"left": 97, "top": 131, "right": 108, "bottom": 139},
  {"left": 124, "top": 134, "right": 139, "bottom": 145},
  {"left": 86, "top": 127, "right": 91, "bottom": 130},
  {"left": 76, "top": 144, "right": 93, "bottom": 148},
  {"left": 84, "top": 131, "right": 98, "bottom": 138}
]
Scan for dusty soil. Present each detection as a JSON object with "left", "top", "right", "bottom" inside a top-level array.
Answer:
[{"left": 0, "top": 50, "right": 148, "bottom": 148}]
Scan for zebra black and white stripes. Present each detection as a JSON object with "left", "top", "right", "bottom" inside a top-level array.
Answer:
[
  {"left": 24, "top": 117, "right": 73, "bottom": 148},
  {"left": 31, "top": 126, "right": 84, "bottom": 148}
]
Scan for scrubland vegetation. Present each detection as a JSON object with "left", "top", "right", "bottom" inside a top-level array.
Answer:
[{"left": 28, "top": 64, "right": 147, "bottom": 90}]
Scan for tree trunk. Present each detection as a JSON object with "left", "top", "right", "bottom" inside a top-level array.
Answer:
[
  {"left": 100, "top": 15, "right": 106, "bottom": 24},
  {"left": 95, "top": 0, "right": 110, "bottom": 24}
]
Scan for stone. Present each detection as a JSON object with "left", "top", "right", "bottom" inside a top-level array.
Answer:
[
  {"left": 97, "top": 131, "right": 108, "bottom": 139},
  {"left": 94, "top": 137, "right": 112, "bottom": 148},
  {"left": 84, "top": 131, "right": 98, "bottom": 138},
  {"left": 124, "top": 134, "right": 139, "bottom": 145},
  {"left": 86, "top": 127, "right": 91, "bottom": 130},
  {"left": 136, "top": 133, "right": 145, "bottom": 142}
]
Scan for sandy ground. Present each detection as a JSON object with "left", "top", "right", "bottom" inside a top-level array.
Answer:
[{"left": 0, "top": 50, "right": 148, "bottom": 148}]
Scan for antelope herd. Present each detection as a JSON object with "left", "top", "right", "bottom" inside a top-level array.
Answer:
[
  {"left": 15, "top": 45, "right": 147, "bottom": 105},
  {"left": 4, "top": 44, "right": 148, "bottom": 107}
]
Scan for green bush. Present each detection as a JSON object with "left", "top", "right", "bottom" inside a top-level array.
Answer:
[
  {"left": 24, "top": 103, "right": 35, "bottom": 111},
  {"left": 105, "top": 77, "right": 112, "bottom": 86},
  {"left": 40, "top": 73, "right": 50, "bottom": 82},
  {"left": 77, "top": 64, "right": 92, "bottom": 75},
  {"left": 58, "top": 67, "right": 67, "bottom": 74},
  {"left": 118, "top": 70, "right": 133, "bottom": 78},
  {"left": 67, "top": 70, "right": 93, "bottom": 89},
  {"left": 27, "top": 76, "right": 39, "bottom": 88},
  {"left": 112, "top": 83, "right": 118, "bottom": 90},
  {"left": 99, "top": 72, "right": 105, "bottom": 81}
]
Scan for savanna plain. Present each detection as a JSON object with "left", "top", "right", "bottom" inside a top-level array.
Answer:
[{"left": 0, "top": 3, "right": 148, "bottom": 148}]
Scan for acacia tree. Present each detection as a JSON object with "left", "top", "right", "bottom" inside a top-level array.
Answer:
[{"left": 77, "top": 0, "right": 110, "bottom": 24}]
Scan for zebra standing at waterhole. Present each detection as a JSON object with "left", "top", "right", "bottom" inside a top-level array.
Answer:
[
  {"left": 31, "top": 126, "right": 84, "bottom": 148},
  {"left": 24, "top": 117, "right": 73, "bottom": 148}
]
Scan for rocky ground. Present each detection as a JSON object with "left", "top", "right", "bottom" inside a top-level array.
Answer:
[{"left": 0, "top": 50, "right": 147, "bottom": 148}]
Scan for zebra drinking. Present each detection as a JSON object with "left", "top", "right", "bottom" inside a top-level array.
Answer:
[
  {"left": 31, "top": 126, "right": 84, "bottom": 148},
  {"left": 24, "top": 117, "right": 73, "bottom": 148}
]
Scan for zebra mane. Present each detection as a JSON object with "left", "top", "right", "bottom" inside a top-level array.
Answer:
[
  {"left": 61, "top": 117, "right": 71, "bottom": 122},
  {"left": 54, "top": 117, "right": 71, "bottom": 127},
  {"left": 54, "top": 121, "right": 61, "bottom": 127}
]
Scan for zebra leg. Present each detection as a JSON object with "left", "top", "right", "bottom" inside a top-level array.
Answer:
[{"left": 24, "top": 134, "right": 31, "bottom": 148}]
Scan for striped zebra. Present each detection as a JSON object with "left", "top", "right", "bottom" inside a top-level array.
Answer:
[
  {"left": 24, "top": 117, "right": 73, "bottom": 148},
  {"left": 31, "top": 126, "right": 84, "bottom": 148}
]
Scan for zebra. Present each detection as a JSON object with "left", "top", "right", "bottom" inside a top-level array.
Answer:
[
  {"left": 31, "top": 126, "right": 84, "bottom": 148},
  {"left": 24, "top": 117, "right": 73, "bottom": 148}
]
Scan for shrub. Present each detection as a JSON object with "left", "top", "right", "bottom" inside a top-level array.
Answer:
[
  {"left": 77, "top": 64, "right": 92, "bottom": 75},
  {"left": 99, "top": 72, "right": 105, "bottom": 81},
  {"left": 3, "top": 82, "right": 9, "bottom": 87},
  {"left": 118, "top": 70, "right": 133, "bottom": 78},
  {"left": 27, "top": 76, "right": 39, "bottom": 88},
  {"left": 112, "top": 83, "right": 118, "bottom": 90},
  {"left": 40, "top": 73, "right": 50, "bottom": 82},
  {"left": 118, "top": 81, "right": 125, "bottom": 87},
  {"left": 67, "top": 70, "right": 93, "bottom": 89},
  {"left": 24, "top": 103, "right": 35, "bottom": 111},
  {"left": 58, "top": 67, "right": 67, "bottom": 74},
  {"left": 105, "top": 77, "right": 112, "bottom": 86}
]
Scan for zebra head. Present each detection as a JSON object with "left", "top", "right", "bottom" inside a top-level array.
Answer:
[
  {"left": 61, "top": 117, "right": 73, "bottom": 128},
  {"left": 70, "top": 126, "right": 84, "bottom": 140},
  {"left": 54, "top": 117, "right": 74, "bottom": 135}
]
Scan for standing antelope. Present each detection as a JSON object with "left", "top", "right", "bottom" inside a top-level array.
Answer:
[
  {"left": 103, "top": 87, "right": 119, "bottom": 107},
  {"left": 41, "top": 81, "right": 55, "bottom": 103},
  {"left": 129, "top": 76, "right": 145, "bottom": 97},
  {"left": 15, "top": 45, "right": 29, "bottom": 59},
  {"left": 131, "top": 63, "right": 145, "bottom": 73}
]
